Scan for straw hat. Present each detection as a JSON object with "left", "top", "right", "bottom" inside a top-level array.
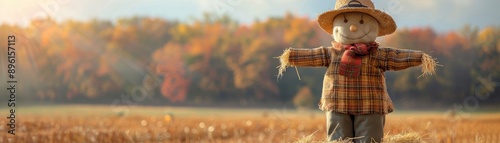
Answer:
[{"left": 317, "top": 0, "right": 396, "bottom": 36}]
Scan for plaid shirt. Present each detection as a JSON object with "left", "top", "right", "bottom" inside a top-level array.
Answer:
[{"left": 286, "top": 44, "right": 424, "bottom": 115}]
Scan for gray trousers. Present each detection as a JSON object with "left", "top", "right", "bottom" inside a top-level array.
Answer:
[{"left": 326, "top": 111, "right": 385, "bottom": 143}]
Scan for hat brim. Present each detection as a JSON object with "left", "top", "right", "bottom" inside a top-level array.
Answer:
[{"left": 317, "top": 7, "right": 397, "bottom": 36}]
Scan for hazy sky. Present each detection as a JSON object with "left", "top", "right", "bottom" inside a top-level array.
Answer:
[{"left": 1, "top": 0, "right": 499, "bottom": 32}]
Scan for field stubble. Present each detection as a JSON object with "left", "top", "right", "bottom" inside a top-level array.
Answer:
[{"left": 0, "top": 106, "right": 499, "bottom": 143}]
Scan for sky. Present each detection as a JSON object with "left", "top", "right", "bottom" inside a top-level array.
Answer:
[{"left": 1, "top": 0, "right": 500, "bottom": 32}]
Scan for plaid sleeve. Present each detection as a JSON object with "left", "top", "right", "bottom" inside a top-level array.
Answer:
[
  {"left": 288, "top": 47, "right": 331, "bottom": 67},
  {"left": 375, "top": 47, "right": 423, "bottom": 71}
]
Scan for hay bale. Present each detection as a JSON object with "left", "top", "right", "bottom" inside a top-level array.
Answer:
[
  {"left": 294, "top": 131, "right": 423, "bottom": 143},
  {"left": 384, "top": 132, "right": 422, "bottom": 143},
  {"left": 294, "top": 132, "right": 360, "bottom": 143}
]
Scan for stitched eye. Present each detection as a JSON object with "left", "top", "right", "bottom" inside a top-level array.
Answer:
[
  {"left": 343, "top": 14, "right": 348, "bottom": 23},
  {"left": 359, "top": 14, "right": 364, "bottom": 24}
]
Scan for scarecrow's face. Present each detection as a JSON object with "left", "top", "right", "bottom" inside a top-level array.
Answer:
[{"left": 332, "top": 12, "right": 379, "bottom": 44}]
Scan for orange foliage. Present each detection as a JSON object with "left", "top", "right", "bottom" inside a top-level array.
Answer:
[
  {"left": 433, "top": 32, "right": 469, "bottom": 57},
  {"left": 153, "top": 42, "right": 189, "bottom": 102},
  {"left": 8, "top": 15, "right": 500, "bottom": 105}
]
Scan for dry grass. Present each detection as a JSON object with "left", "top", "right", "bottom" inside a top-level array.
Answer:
[
  {"left": 1, "top": 106, "right": 499, "bottom": 143},
  {"left": 295, "top": 131, "right": 421, "bottom": 143}
]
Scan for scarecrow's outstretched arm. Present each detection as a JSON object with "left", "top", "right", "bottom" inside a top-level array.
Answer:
[
  {"left": 376, "top": 47, "right": 438, "bottom": 77},
  {"left": 277, "top": 47, "right": 331, "bottom": 78}
]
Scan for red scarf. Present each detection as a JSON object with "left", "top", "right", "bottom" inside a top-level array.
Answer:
[{"left": 333, "top": 42, "right": 379, "bottom": 78}]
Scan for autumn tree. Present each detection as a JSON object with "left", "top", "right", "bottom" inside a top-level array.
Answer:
[{"left": 3, "top": 14, "right": 499, "bottom": 108}]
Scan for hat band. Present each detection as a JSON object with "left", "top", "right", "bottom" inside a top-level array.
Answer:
[{"left": 340, "top": 0, "right": 368, "bottom": 8}]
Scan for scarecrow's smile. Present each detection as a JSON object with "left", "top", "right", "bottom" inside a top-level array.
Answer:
[{"left": 340, "top": 30, "right": 371, "bottom": 40}]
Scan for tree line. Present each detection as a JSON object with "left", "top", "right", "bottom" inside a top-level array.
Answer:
[{"left": 1, "top": 14, "right": 499, "bottom": 109}]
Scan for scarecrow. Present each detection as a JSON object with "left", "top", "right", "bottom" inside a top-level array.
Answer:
[{"left": 277, "top": 0, "right": 438, "bottom": 142}]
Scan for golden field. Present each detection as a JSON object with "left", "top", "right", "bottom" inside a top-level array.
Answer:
[{"left": 1, "top": 105, "right": 499, "bottom": 143}]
